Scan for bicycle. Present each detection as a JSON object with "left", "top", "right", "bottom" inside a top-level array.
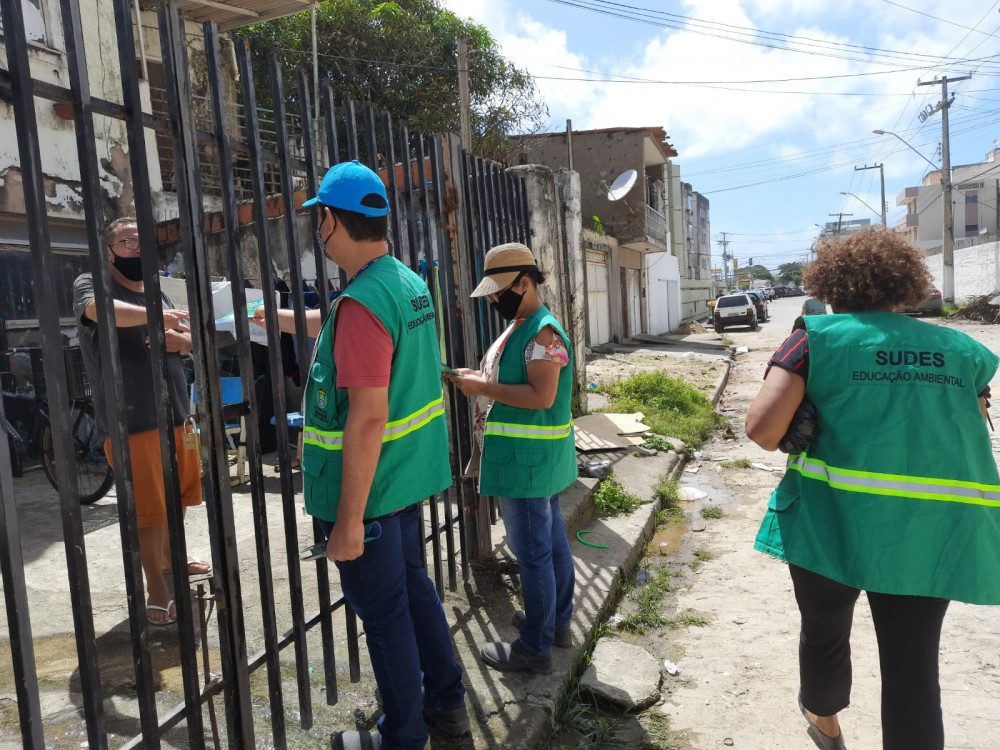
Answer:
[{"left": 2, "top": 346, "right": 114, "bottom": 504}]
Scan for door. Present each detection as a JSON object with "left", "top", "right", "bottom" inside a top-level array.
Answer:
[
  {"left": 626, "top": 268, "right": 641, "bottom": 338},
  {"left": 585, "top": 249, "right": 610, "bottom": 346}
]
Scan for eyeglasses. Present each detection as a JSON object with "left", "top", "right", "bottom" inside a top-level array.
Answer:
[{"left": 109, "top": 237, "right": 140, "bottom": 250}]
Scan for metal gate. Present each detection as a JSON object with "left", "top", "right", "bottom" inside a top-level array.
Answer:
[{"left": 0, "top": 1, "right": 530, "bottom": 746}]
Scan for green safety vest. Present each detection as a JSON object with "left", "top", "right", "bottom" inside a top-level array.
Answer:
[
  {"left": 480, "top": 305, "right": 578, "bottom": 498},
  {"left": 302, "top": 255, "right": 452, "bottom": 522},
  {"left": 755, "top": 311, "right": 1000, "bottom": 604}
]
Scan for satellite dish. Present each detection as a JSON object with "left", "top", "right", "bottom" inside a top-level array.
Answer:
[{"left": 606, "top": 169, "right": 638, "bottom": 201}]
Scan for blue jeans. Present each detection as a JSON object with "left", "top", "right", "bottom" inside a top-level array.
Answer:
[
  {"left": 319, "top": 503, "right": 465, "bottom": 750},
  {"left": 499, "top": 494, "right": 575, "bottom": 656}
]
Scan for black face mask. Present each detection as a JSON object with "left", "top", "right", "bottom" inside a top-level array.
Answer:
[
  {"left": 490, "top": 287, "right": 523, "bottom": 321},
  {"left": 112, "top": 253, "right": 144, "bottom": 282}
]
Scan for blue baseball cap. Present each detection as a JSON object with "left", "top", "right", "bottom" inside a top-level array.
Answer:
[{"left": 302, "top": 160, "right": 389, "bottom": 217}]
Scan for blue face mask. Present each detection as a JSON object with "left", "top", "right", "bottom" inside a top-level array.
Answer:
[{"left": 315, "top": 230, "right": 326, "bottom": 253}]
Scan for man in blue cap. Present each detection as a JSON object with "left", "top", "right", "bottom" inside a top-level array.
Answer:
[{"left": 294, "top": 161, "right": 467, "bottom": 750}]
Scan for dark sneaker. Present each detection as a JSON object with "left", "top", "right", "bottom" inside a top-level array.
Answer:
[
  {"left": 331, "top": 730, "right": 382, "bottom": 750},
  {"left": 423, "top": 704, "right": 471, "bottom": 737},
  {"left": 512, "top": 610, "right": 572, "bottom": 648},
  {"left": 481, "top": 639, "right": 552, "bottom": 674}
]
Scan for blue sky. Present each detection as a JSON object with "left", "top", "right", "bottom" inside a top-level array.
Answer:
[{"left": 443, "top": 0, "right": 1000, "bottom": 273}]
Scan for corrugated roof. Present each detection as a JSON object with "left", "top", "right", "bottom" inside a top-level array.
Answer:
[{"left": 168, "top": 0, "right": 316, "bottom": 31}]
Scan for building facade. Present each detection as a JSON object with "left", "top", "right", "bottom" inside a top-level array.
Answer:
[{"left": 893, "top": 147, "right": 1000, "bottom": 251}]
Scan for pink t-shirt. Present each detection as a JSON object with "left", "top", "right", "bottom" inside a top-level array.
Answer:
[{"left": 333, "top": 298, "right": 392, "bottom": 388}]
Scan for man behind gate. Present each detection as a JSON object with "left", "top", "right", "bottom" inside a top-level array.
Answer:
[{"left": 297, "top": 161, "right": 468, "bottom": 750}]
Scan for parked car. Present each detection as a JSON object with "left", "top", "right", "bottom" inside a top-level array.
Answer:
[
  {"left": 713, "top": 293, "right": 758, "bottom": 332},
  {"left": 761, "top": 287, "right": 775, "bottom": 301},
  {"left": 905, "top": 288, "right": 943, "bottom": 316},
  {"left": 746, "top": 290, "right": 769, "bottom": 322}
]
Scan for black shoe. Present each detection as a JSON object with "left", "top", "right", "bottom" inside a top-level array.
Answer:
[
  {"left": 512, "top": 610, "right": 572, "bottom": 648},
  {"left": 423, "top": 704, "right": 471, "bottom": 737},
  {"left": 331, "top": 730, "right": 382, "bottom": 750},
  {"left": 481, "top": 639, "right": 552, "bottom": 674}
]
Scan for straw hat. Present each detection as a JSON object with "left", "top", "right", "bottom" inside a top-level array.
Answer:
[{"left": 470, "top": 242, "right": 538, "bottom": 298}]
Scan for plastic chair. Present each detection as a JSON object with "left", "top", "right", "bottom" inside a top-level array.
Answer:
[{"left": 191, "top": 377, "right": 248, "bottom": 486}]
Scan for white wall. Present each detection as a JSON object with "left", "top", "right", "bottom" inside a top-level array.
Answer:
[
  {"left": 644, "top": 250, "right": 680, "bottom": 334},
  {"left": 924, "top": 239, "right": 1000, "bottom": 300}
]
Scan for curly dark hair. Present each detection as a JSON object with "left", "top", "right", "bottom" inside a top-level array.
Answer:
[{"left": 802, "top": 227, "right": 930, "bottom": 312}]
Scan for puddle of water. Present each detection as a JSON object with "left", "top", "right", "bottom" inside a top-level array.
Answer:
[{"left": 647, "top": 521, "right": 687, "bottom": 557}]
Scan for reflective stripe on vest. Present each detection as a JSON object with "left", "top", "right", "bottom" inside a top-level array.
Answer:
[
  {"left": 484, "top": 420, "right": 573, "bottom": 440},
  {"left": 787, "top": 453, "right": 1000, "bottom": 507},
  {"left": 303, "top": 396, "right": 445, "bottom": 451}
]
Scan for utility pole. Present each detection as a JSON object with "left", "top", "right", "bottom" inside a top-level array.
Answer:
[
  {"left": 855, "top": 163, "right": 886, "bottom": 226},
  {"left": 717, "top": 232, "right": 731, "bottom": 289},
  {"left": 456, "top": 37, "right": 473, "bottom": 152},
  {"left": 829, "top": 212, "right": 853, "bottom": 235},
  {"left": 918, "top": 74, "right": 971, "bottom": 303}
]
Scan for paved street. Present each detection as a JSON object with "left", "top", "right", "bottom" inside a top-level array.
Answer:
[{"left": 649, "top": 297, "right": 1000, "bottom": 750}]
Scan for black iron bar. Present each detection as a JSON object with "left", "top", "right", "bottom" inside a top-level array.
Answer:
[
  {"left": 381, "top": 111, "right": 406, "bottom": 265},
  {"left": 321, "top": 83, "right": 341, "bottom": 168},
  {"left": 345, "top": 605, "right": 362, "bottom": 682},
  {"left": 344, "top": 95, "right": 360, "bottom": 162},
  {"left": 295, "top": 67, "right": 339, "bottom": 707},
  {"left": 363, "top": 102, "right": 379, "bottom": 174},
  {"left": 206, "top": 24, "right": 286, "bottom": 748},
  {"left": 112, "top": 0, "right": 190, "bottom": 744},
  {"left": 429, "top": 135, "right": 460, "bottom": 590},
  {"left": 156, "top": 4, "right": 245, "bottom": 745},
  {"left": 235, "top": 37, "right": 301, "bottom": 738},
  {"left": 399, "top": 123, "right": 420, "bottom": 274},
  {"left": 267, "top": 51, "right": 315, "bottom": 730}
]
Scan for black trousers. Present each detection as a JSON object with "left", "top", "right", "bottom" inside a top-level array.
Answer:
[{"left": 789, "top": 565, "right": 951, "bottom": 750}]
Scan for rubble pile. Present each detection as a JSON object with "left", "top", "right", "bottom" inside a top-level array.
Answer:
[
  {"left": 951, "top": 292, "right": 1000, "bottom": 324},
  {"left": 676, "top": 320, "right": 707, "bottom": 334}
]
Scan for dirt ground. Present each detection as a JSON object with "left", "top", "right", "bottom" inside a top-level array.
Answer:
[{"left": 591, "top": 297, "right": 1000, "bottom": 750}]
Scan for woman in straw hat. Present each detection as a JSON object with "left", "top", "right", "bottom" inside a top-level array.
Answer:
[{"left": 447, "top": 242, "right": 577, "bottom": 675}]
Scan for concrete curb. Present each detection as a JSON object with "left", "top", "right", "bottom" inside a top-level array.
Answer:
[{"left": 456, "top": 358, "right": 733, "bottom": 750}]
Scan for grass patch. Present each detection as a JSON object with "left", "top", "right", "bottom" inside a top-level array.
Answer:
[
  {"left": 554, "top": 689, "right": 623, "bottom": 749},
  {"left": 653, "top": 475, "right": 680, "bottom": 509},
  {"left": 942, "top": 303, "right": 960, "bottom": 316},
  {"left": 667, "top": 610, "right": 709, "bottom": 628},
  {"left": 593, "top": 474, "right": 644, "bottom": 517},
  {"left": 720, "top": 458, "right": 752, "bottom": 469},
  {"left": 721, "top": 335, "right": 735, "bottom": 346},
  {"left": 689, "top": 548, "right": 714, "bottom": 571},
  {"left": 700, "top": 505, "right": 724, "bottom": 520},
  {"left": 606, "top": 372, "right": 728, "bottom": 448},
  {"left": 655, "top": 506, "right": 685, "bottom": 527},
  {"left": 615, "top": 567, "right": 672, "bottom": 634}
]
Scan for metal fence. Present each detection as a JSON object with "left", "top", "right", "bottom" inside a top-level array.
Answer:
[{"left": 0, "top": 0, "right": 530, "bottom": 747}]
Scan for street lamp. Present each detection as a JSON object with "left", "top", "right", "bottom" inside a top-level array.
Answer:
[
  {"left": 839, "top": 192, "right": 882, "bottom": 221},
  {"left": 873, "top": 128, "right": 954, "bottom": 302}
]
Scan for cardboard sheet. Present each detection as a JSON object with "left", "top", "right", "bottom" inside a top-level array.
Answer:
[{"left": 574, "top": 413, "right": 649, "bottom": 452}]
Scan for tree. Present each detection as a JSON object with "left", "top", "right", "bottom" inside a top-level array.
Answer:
[
  {"left": 738, "top": 264, "right": 773, "bottom": 282},
  {"left": 777, "top": 262, "right": 803, "bottom": 285},
  {"left": 240, "top": 0, "right": 547, "bottom": 162}
]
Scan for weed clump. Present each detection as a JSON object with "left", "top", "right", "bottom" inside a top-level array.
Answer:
[
  {"left": 606, "top": 371, "right": 727, "bottom": 447},
  {"left": 593, "top": 474, "right": 644, "bottom": 517}
]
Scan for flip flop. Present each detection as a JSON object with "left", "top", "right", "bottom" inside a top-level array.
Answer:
[
  {"left": 146, "top": 599, "right": 177, "bottom": 627},
  {"left": 798, "top": 693, "right": 847, "bottom": 750},
  {"left": 162, "top": 558, "right": 212, "bottom": 577},
  {"left": 185, "top": 557, "right": 212, "bottom": 576}
]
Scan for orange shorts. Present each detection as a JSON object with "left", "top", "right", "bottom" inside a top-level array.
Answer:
[{"left": 104, "top": 426, "right": 203, "bottom": 529}]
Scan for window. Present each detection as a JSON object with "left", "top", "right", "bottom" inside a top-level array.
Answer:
[
  {"left": 966, "top": 192, "right": 978, "bottom": 204},
  {"left": 0, "top": 1, "right": 48, "bottom": 44},
  {"left": 966, "top": 224, "right": 979, "bottom": 234}
]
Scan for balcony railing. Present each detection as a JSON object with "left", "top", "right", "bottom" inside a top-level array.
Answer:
[
  {"left": 148, "top": 85, "right": 312, "bottom": 201},
  {"left": 646, "top": 205, "right": 668, "bottom": 249}
]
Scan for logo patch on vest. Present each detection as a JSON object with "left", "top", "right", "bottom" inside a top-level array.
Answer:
[{"left": 317, "top": 388, "right": 328, "bottom": 413}]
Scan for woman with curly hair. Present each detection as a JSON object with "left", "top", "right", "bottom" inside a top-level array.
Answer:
[{"left": 745, "top": 227, "right": 1000, "bottom": 750}]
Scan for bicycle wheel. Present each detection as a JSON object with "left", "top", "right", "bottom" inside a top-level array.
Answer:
[{"left": 42, "top": 400, "right": 114, "bottom": 505}]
